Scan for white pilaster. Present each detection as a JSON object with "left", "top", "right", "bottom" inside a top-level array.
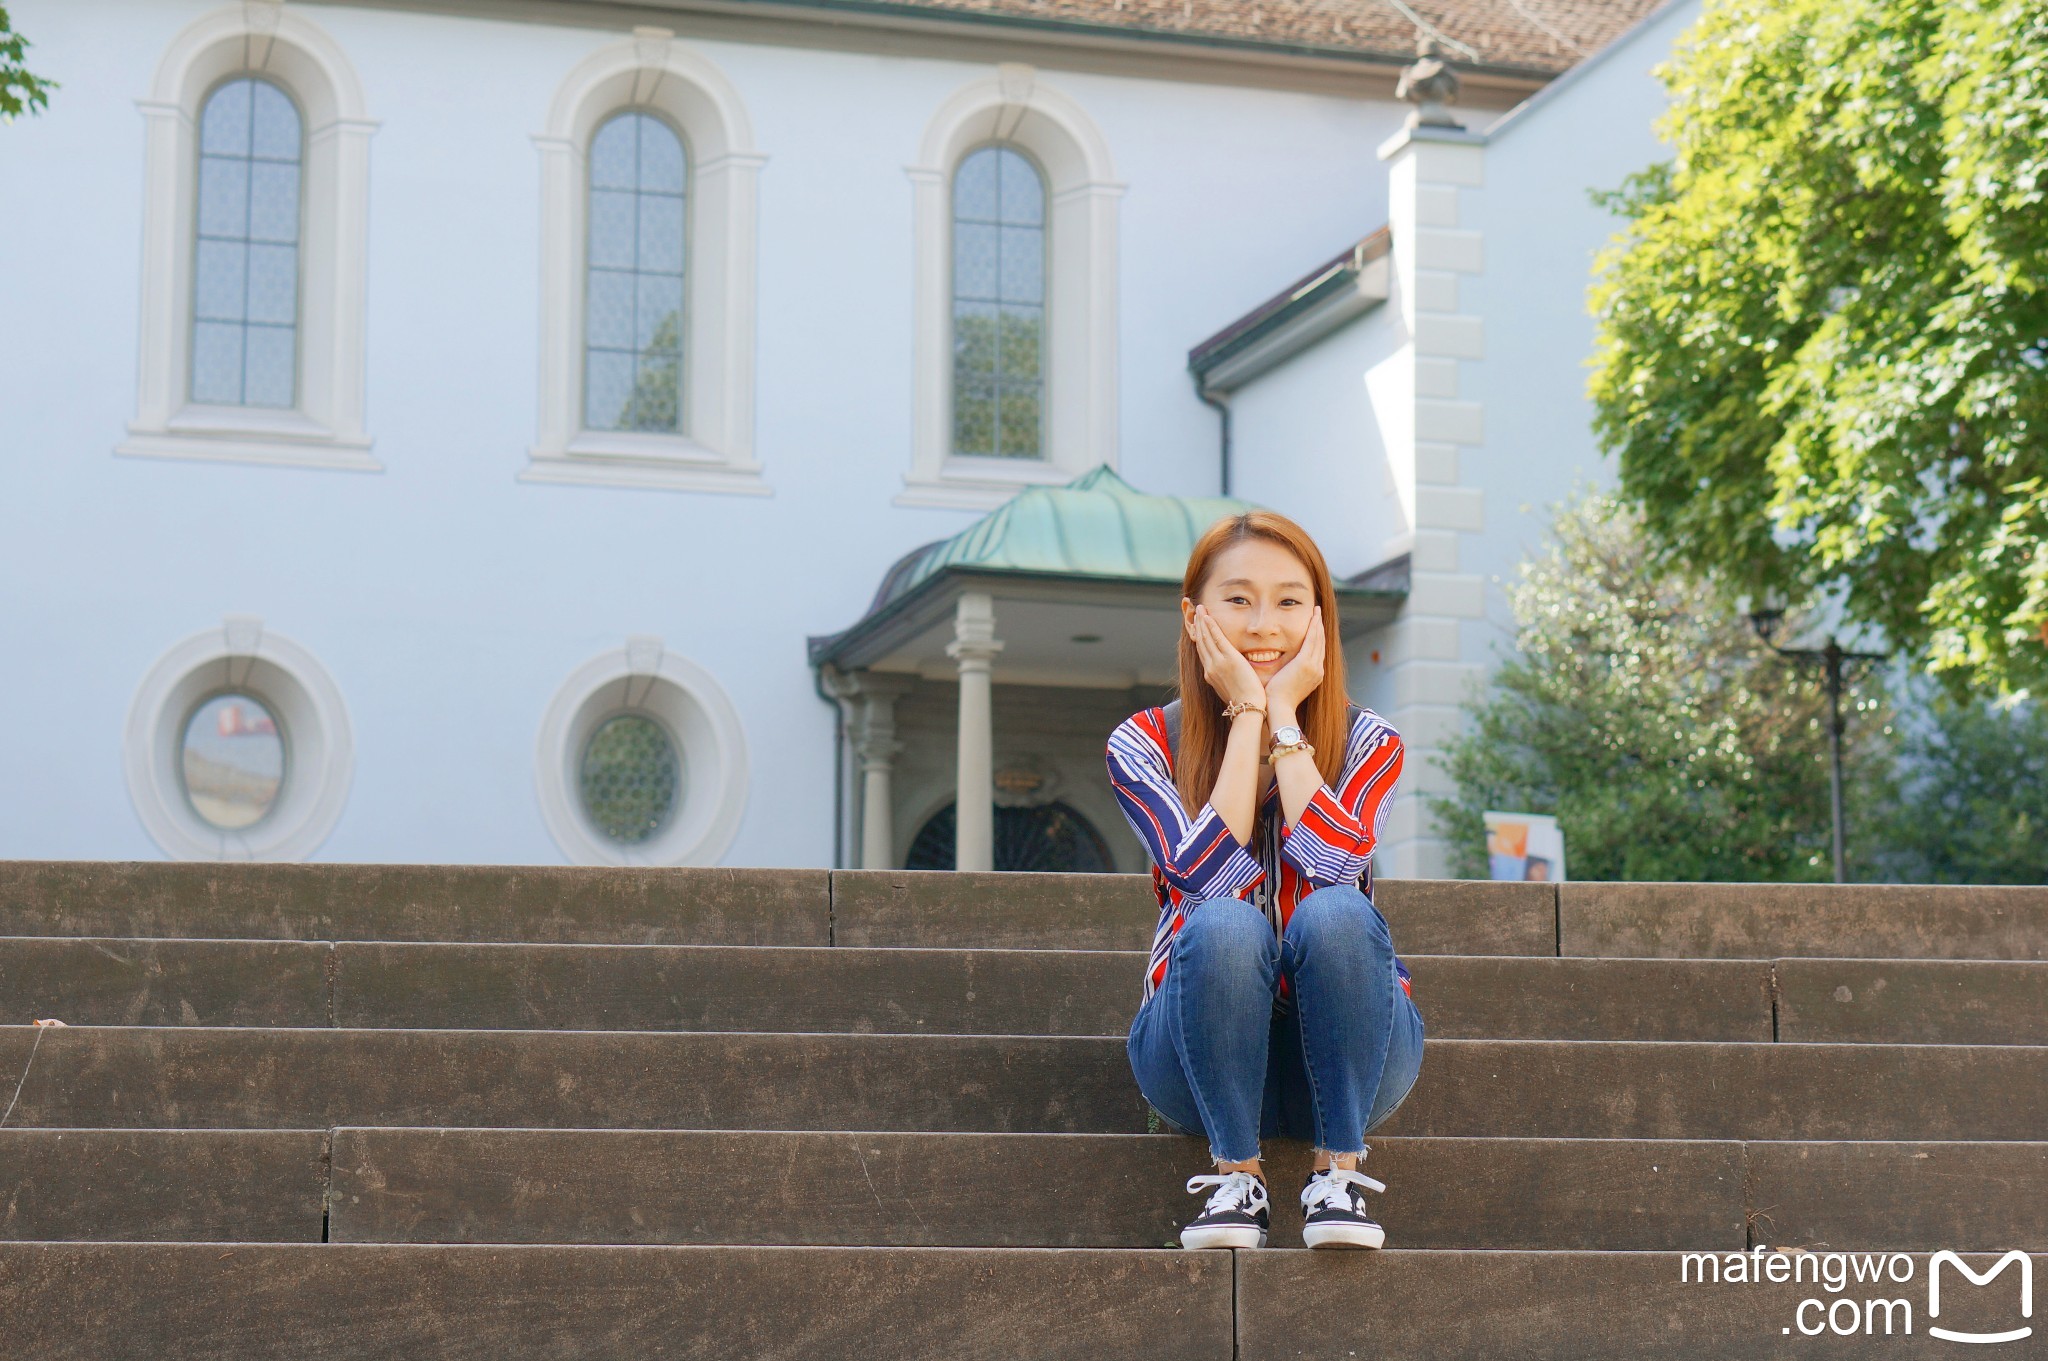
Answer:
[
  {"left": 1377, "top": 124, "right": 1490, "bottom": 879},
  {"left": 945, "top": 592, "right": 1004, "bottom": 872}
]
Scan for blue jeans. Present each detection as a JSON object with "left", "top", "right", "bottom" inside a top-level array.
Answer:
[{"left": 1126, "top": 884, "right": 1425, "bottom": 1165}]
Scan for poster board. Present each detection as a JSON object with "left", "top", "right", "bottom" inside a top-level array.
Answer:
[{"left": 1484, "top": 811, "right": 1567, "bottom": 883}]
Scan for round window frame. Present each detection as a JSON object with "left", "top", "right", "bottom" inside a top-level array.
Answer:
[
  {"left": 175, "top": 687, "right": 293, "bottom": 834},
  {"left": 535, "top": 641, "right": 748, "bottom": 866},
  {"left": 124, "top": 619, "right": 353, "bottom": 860}
]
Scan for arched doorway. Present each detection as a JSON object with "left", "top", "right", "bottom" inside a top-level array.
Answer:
[{"left": 904, "top": 800, "right": 1114, "bottom": 872}]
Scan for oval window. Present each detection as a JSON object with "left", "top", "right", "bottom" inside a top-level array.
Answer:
[
  {"left": 179, "top": 692, "right": 285, "bottom": 829},
  {"left": 579, "top": 712, "right": 680, "bottom": 844}
]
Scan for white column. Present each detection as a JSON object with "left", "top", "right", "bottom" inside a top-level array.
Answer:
[
  {"left": 945, "top": 591, "right": 1003, "bottom": 872},
  {"left": 1376, "top": 122, "right": 1490, "bottom": 879},
  {"left": 855, "top": 676, "right": 910, "bottom": 870}
]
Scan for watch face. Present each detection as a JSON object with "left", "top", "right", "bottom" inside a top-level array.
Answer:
[{"left": 1273, "top": 726, "right": 1303, "bottom": 746}]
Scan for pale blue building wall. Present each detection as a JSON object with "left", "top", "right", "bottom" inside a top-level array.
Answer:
[
  {"left": 0, "top": 0, "right": 1422, "bottom": 863},
  {"left": 1225, "top": 0, "right": 1698, "bottom": 680},
  {"left": 1458, "top": 0, "right": 1701, "bottom": 661}
]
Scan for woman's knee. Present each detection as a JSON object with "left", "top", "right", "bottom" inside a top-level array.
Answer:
[
  {"left": 1176, "top": 895, "right": 1275, "bottom": 960},
  {"left": 1286, "top": 884, "right": 1391, "bottom": 952}
]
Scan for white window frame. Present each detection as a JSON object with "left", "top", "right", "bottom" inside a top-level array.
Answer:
[
  {"left": 902, "top": 64, "right": 1124, "bottom": 510},
  {"left": 535, "top": 637, "right": 750, "bottom": 866},
  {"left": 524, "top": 27, "right": 769, "bottom": 496},
  {"left": 121, "top": 1, "right": 378, "bottom": 473},
  {"left": 124, "top": 616, "right": 355, "bottom": 861}
]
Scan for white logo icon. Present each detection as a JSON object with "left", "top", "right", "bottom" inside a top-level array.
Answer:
[{"left": 1928, "top": 1250, "right": 2033, "bottom": 1345}]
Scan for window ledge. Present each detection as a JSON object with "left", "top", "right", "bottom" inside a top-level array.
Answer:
[
  {"left": 521, "top": 432, "right": 771, "bottom": 495},
  {"left": 117, "top": 407, "right": 380, "bottom": 473},
  {"left": 895, "top": 455, "right": 1078, "bottom": 510}
]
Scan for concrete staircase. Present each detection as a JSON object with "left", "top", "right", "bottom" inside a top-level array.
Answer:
[{"left": 0, "top": 863, "right": 2042, "bottom": 1358}]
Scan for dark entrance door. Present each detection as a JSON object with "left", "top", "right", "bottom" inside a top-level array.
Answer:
[{"left": 904, "top": 800, "right": 1114, "bottom": 872}]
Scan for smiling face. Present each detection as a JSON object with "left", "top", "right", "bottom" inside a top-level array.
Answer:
[{"left": 1182, "top": 537, "right": 1318, "bottom": 677}]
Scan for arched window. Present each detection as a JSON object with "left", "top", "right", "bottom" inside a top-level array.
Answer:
[
  {"left": 903, "top": 66, "right": 1122, "bottom": 510},
  {"left": 526, "top": 31, "right": 766, "bottom": 496},
  {"left": 125, "top": 6, "right": 376, "bottom": 472},
  {"left": 950, "top": 145, "right": 1045, "bottom": 460},
  {"left": 584, "top": 111, "right": 687, "bottom": 435},
  {"left": 191, "top": 77, "right": 303, "bottom": 409}
]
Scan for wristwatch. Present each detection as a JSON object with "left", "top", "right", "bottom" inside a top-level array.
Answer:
[{"left": 1266, "top": 725, "right": 1313, "bottom": 764}]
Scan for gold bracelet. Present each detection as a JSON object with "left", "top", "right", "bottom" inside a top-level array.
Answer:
[
  {"left": 1264, "top": 740, "right": 1314, "bottom": 765},
  {"left": 1221, "top": 699, "right": 1265, "bottom": 720}
]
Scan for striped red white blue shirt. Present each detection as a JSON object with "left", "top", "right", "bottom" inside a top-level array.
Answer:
[{"left": 1105, "top": 703, "right": 1412, "bottom": 1013}]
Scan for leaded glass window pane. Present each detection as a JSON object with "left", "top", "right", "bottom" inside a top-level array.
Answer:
[
  {"left": 180, "top": 693, "right": 285, "bottom": 830},
  {"left": 584, "top": 112, "right": 687, "bottom": 434},
  {"left": 579, "top": 712, "right": 681, "bottom": 844},
  {"left": 951, "top": 145, "right": 1045, "bottom": 459},
  {"left": 190, "top": 77, "right": 301, "bottom": 408}
]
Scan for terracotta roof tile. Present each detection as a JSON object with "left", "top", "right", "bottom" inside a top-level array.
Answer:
[{"left": 830, "top": 0, "right": 1671, "bottom": 75}]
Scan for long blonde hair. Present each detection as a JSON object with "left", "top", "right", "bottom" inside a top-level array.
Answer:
[{"left": 1173, "top": 510, "right": 1349, "bottom": 818}]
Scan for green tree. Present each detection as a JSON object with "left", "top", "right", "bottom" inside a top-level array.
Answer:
[
  {"left": 1430, "top": 493, "right": 1894, "bottom": 882},
  {"left": 1869, "top": 685, "right": 2048, "bottom": 883},
  {"left": 1589, "top": 0, "right": 2048, "bottom": 695},
  {"left": 1, "top": 6, "right": 55, "bottom": 119}
]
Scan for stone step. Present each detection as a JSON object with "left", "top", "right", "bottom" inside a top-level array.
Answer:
[
  {"left": 1420, "top": 955, "right": 1769, "bottom": 1042},
  {"left": 324, "top": 1132, "right": 2044, "bottom": 1252},
  {"left": 0, "top": 861, "right": 831, "bottom": 945},
  {"left": 0, "top": 1129, "right": 327, "bottom": 1242},
  {"left": 0, "top": 1242, "right": 1233, "bottom": 1360},
  {"left": 831, "top": 869, "right": 1157, "bottom": 951},
  {"left": 0, "top": 937, "right": 1139, "bottom": 1036},
  {"left": 1562, "top": 881, "right": 2048, "bottom": 960},
  {"left": 0, "top": 937, "right": 1757, "bottom": 1040},
  {"left": 338, "top": 941, "right": 1133, "bottom": 1037},
  {"left": 1235, "top": 1248, "right": 2047, "bottom": 1360},
  {"left": 0, "top": 1025, "right": 1149, "bottom": 1133},
  {"left": 0, "top": 936, "right": 334, "bottom": 1028},
  {"left": 831, "top": 871, "right": 1559, "bottom": 954},
  {"left": 2, "top": 1242, "right": 2039, "bottom": 1359},
  {"left": 7, "top": 1129, "right": 2041, "bottom": 1252},
  {"left": 338, "top": 949, "right": 1778, "bottom": 1042},
  {"left": 13, "top": 863, "right": 2046, "bottom": 960},
  {"left": 1774, "top": 959, "right": 2048, "bottom": 1045},
  {"left": 0, "top": 863, "right": 1552, "bottom": 954},
  {"left": 11, "top": 938, "right": 2046, "bottom": 1044},
  {"left": 3, "top": 1028, "right": 2044, "bottom": 1139},
  {"left": 1398, "top": 1039, "right": 2048, "bottom": 1140}
]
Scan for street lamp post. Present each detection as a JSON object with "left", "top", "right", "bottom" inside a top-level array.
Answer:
[{"left": 1747, "top": 610, "right": 1886, "bottom": 884}]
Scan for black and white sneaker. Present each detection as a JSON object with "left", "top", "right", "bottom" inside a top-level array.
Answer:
[
  {"left": 1300, "top": 1164, "right": 1388, "bottom": 1249},
  {"left": 1179, "top": 1170, "right": 1271, "bottom": 1249}
]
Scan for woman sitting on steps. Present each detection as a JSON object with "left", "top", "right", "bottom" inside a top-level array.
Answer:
[{"left": 1104, "top": 509, "right": 1423, "bottom": 1250}]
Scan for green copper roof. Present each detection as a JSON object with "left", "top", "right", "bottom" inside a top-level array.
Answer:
[
  {"left": 807, "top": 465, "right": 1408, "bottom": 669},
  {"left": 868, "top": 465, "right": 1255, "bottom": 610}
]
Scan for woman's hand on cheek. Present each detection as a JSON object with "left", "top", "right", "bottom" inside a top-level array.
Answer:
[
  {"left": 1266, "top": 606, "right": 1325, "bottom": 711},
  {"left": 1192, "top": 603, "right": 1265, "bottom": 709}
]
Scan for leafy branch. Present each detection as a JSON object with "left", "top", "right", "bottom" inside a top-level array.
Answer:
[{"left": 1, "top": 5, "right": 56, "bottom": 120}]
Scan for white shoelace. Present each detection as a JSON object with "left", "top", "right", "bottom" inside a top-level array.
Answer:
[
  {"left": 1301, "top": 1167, "right": 1387, "bottom": 1214},
  {"left": 1186, "top": 1170, "right": 1269, "bottom": 1217}
]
